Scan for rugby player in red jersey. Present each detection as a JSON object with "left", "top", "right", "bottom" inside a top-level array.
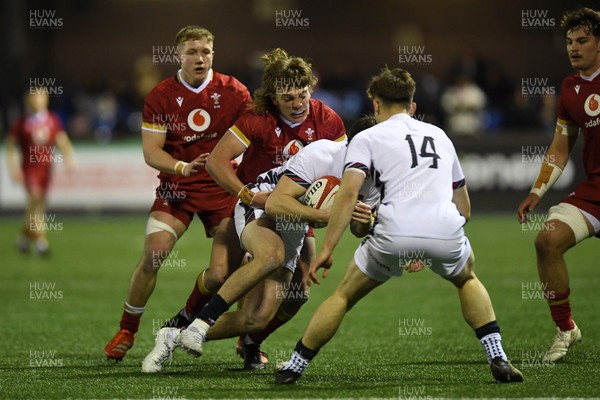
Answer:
[
  {"left": 141, "top": 48, "right": 346, "bottom": 372},
  {"left": 104, "top": 26, "right": 251, "bottom": 361},
  {"left": 517, "top": 7, "right": 600, "bottom": 362},
  {"left": 7, "top": 89, "right": 75, "bottom": 256}
]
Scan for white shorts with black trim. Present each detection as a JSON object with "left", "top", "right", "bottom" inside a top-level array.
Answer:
[
  {"left": 353, "top": 232, "right": 472, "bottom": 282},
  {"left": 233, "top": 186, "right": 308, "bottom": 273}
]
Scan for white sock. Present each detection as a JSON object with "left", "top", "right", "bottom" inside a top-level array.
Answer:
[
  {"left": 282, "top": 351, "right": 310, "bottom": 374},
  {"left": 479, "top": 332, "right": 508, "bottom": 363},
  {"left": 189, "top": 318, "right": 210, "bottom": 337},
  {"left": 124, "top": 301, "right": 145, "bottom": 315}
]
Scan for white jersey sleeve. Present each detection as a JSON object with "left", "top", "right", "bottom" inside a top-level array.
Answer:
[
  {"left": 451, "top": 149, "right": 466, "bottom": 189},
  {"left": 344, "top": 131, "right": 372, "bottom": 177}
]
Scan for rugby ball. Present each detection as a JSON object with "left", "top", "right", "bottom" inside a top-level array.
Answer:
[{"left": 303, "top": 176, "right": 341, "bottom": 227}]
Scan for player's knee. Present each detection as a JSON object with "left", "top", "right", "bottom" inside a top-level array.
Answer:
[
  {"left": 204, "top": 268, "right": 228, "bottom": 289},
  {"left": 534, "top": 230, "right": 561, "bottom": 259},
  {"left": 448, "top": 258, "right": 475, "bottom": 289}
]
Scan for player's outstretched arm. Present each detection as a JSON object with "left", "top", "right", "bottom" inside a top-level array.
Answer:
[
  {"left": 516, "top": 123, "right": 577, "bottom": 223},
  {"left": 265, "top": 175, "right": 329, "bottom": 225}
]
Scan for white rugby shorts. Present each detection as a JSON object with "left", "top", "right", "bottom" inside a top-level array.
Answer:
[
  {"left": 354, "top": 233, "right": 472, "bottom": 282},
  {"left": 233, "top": 184, "right": 307, "bottom": 273}
]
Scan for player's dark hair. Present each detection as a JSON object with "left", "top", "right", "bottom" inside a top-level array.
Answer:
[
  {"left": 561, "top": 7, "right": 600, "bottom": 37},
  {"left": 175, "top": 26, "right": 214, "bottom": 48},
  {"left": 367, "top": 67, "right": 416, "bottom": 109},
  {"left": 347, "top": 114, "right": 377, "bottom": 140},
  {"left": 253, "top": 48, "right": 318, "bottom": 115}
]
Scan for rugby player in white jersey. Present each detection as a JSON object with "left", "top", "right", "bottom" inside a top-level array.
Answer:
[{"left": 275, "top": 67, "right": 523, "bottom": 384}]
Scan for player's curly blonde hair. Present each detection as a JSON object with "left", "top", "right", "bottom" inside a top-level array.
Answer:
[
  {"left": 561, "top": 7, "right": 600, "bottom": 37},
  {"left": 367, "top": 67, "right": 416, "bottom": 109},
  {"left": 252, "top": 48, "right": 318, "bottom": 115},
  {"left": 175, "top": 26, "right": 214, "bottom": 48}
]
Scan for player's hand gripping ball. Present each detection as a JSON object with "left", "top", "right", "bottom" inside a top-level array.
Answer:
[{"left": 303, "top": 175, "right": 341, "bottom": 228}]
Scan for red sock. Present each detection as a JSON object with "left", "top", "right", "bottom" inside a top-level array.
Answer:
[
  {"left": 120, "top": 311, "right": 141, "bottom": 333},
  {"left": 545, "top": 288, "right": 574, "bottom": 331},
  {"left": 248, "top": 315, "right": 287, "bottom": 345},
  {"left": 184, "top": 270, "right": 213, "bottom": 317}
]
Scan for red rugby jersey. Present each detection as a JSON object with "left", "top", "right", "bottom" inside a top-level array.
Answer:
[
  {"left": 142, "top": 69, "right": 251, "bottom": 190},
  {"left": 10, "top": 111, "right": 64, "bottom": 171},
  {"left": 556, "top": 69, "right": 600, "bottom": 213},
  {"left": 231, "top": 98, "right": 346, "bottom": 184}
]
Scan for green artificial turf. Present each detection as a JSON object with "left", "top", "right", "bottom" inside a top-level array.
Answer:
[{"left": 0, "top": 214, "right": 598, "bottom": 399}]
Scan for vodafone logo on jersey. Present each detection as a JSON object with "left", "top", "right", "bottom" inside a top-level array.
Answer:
[
  {"left": 584, "top": 94, "right": 600, "bottom": 117},
  {"left": 187, "top": 109, "right": 211, "bottom": 132}
]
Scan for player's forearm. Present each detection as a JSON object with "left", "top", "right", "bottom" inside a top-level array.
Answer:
[
  {"left": 143, "top": 147, "right": 188, "bottom": 175},
  {"left": 544, "top": 146, "right": 569, "bottom": 170},
  {"left": 544, "top": 128, "right": 576, "bottom": 170},
  {"left": 529, "top": 135, "right": 573, "bottom": 199},
  {"left": 205, "top": 155, "right": 244, "bottom": 195},
  {"left": 350, "top": 218, "right": 371, "bottom": 238},
  {"left": 322, "top": 187, "right": 356, "bottom": 253},
  {"left": 265, "top": 193, "right": 327, "bottom": 225}
]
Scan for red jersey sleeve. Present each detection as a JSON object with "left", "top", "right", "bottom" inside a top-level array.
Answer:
[
  {"left": 319, "top": 103, "right": 346, "bottom": 141},
  {"left": 142, "top": 87, "right": 168, "bottom": 133},
  {"left": 229, "top": 112, "right": 268, "bottom": 149},
  {"left": 557, "top": 78, "right": 574, "bottom": 124}
]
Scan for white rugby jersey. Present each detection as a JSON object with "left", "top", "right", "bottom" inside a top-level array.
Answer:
[
  {"left": 255, "top": 138, "right": 377, "bottom": 207},
  {"left": 282, "top": 139, "right": 378, "bottom": 206},
  {"left": 254, "top": 139, "right": 346, "bottom": 190},
  {"left": 283, "top": 139, "right": 347, "bottom": 189},
  {"left": 345, "top": 113, "right": 466, "bottom": 239}
]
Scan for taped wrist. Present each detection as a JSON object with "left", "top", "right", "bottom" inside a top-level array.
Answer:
[
  {"left": 531, "top": 162, "right": 562, "bottom": 198},
  {"left": 174, "top": 161, "right": 188, "bottom": 176},
  {"left": 238, "top": 185, "right": 255, "bottom": 206}
]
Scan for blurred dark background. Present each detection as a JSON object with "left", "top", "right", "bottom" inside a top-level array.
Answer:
[
  {"left": 3, "top": 0, "right": 596, "bottom": 140},
  {"left": 0, "top": 0, "right": 597, "bottom": 211}
]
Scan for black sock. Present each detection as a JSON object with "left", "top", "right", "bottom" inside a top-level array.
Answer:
[
  {"left": 295, "top": 338, "right": 319, "bottom": 361},
  {"left": 197, "top": 294, "right": 229, "bottom": 326},
  {"left": 474, "top": 320, "right": 500, "bottom": 340},
  {"left": 281, "top": 339, "right": 319, "bottom": 374}
]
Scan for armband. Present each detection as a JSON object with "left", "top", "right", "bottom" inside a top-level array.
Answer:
[{"left": 530, "top": 162, "right": 562, "bottom": 199}]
